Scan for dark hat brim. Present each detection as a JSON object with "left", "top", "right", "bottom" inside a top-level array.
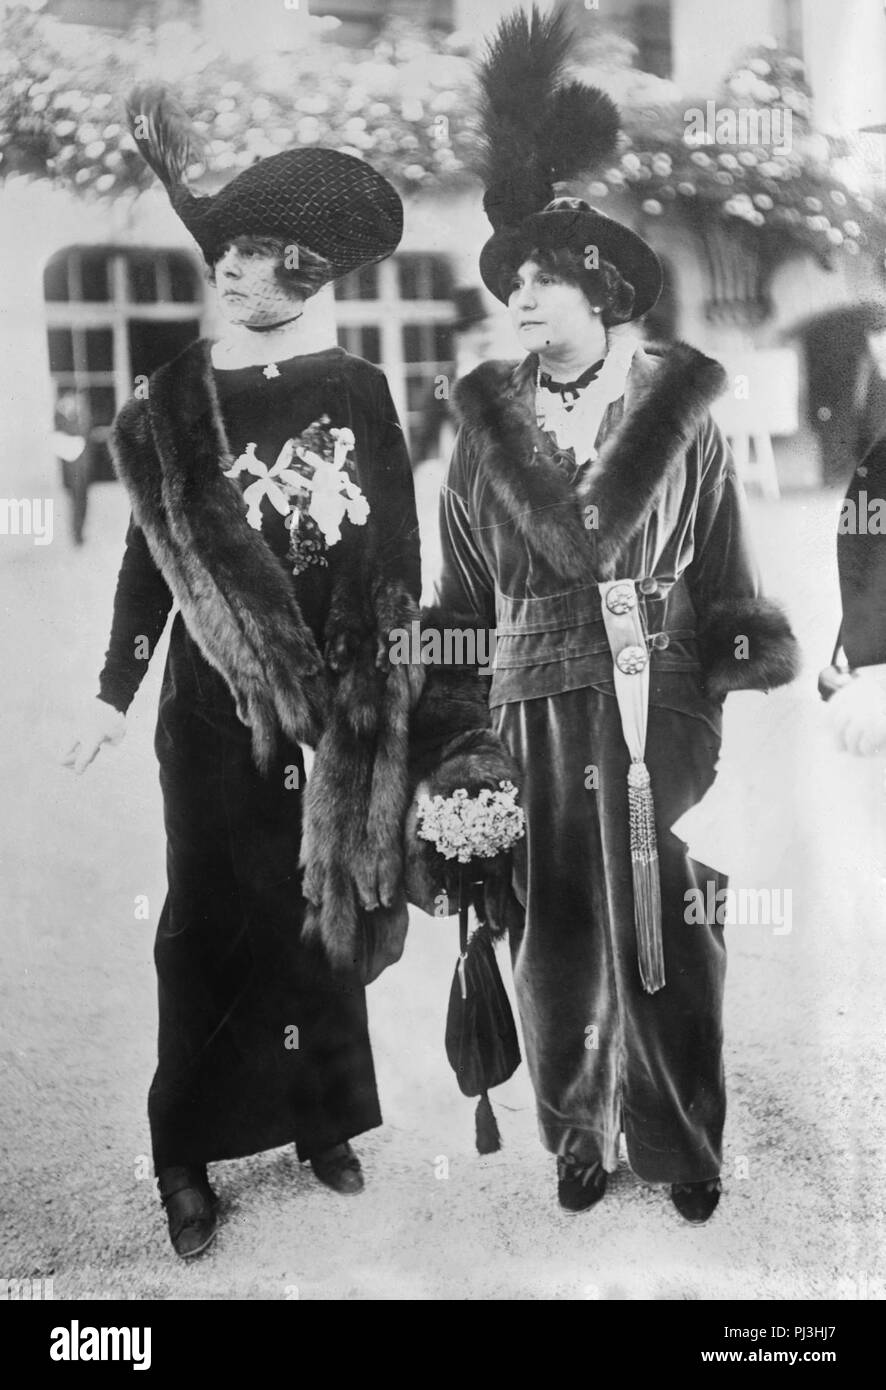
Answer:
[
  {"left": 479, "top": 206, "right": 662, "bottom": 320},
  {"left": 173, "top": 148, "right": 403, "bottom": 279}
]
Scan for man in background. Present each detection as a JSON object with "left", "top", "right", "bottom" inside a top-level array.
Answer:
[{"left": 51, "top": 389, "right": 92, "bottom": 546}]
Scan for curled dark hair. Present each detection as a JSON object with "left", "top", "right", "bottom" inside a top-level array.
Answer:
[
  {"left": 501, "top": 246, "right": 635, "bottom": 327},
  {"left": 207, "top": 234, "right": 332, "bottom": 300}
]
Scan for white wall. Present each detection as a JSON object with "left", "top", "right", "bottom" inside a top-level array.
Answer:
[
  {"left": 672, "top": 0, "right": 776, "bottom": 97},
  {"left": 802, "top": 0, "right": 886, "bottom": 135}
]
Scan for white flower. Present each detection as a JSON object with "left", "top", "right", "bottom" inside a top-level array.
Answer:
[{"left": 417, "top": 781, "right": 525, "bottom": 863}]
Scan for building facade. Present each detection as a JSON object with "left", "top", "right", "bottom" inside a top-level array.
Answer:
[{"left": 1, "top": 0, "right": 885, "bottom": 494}]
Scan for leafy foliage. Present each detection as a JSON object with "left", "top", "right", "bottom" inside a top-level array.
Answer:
[{"left": 0, "top": 8, "right": 882, "bottom": 278}]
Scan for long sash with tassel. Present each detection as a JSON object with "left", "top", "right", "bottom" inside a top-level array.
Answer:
[{"left": 598, "top": 579, "right": 665, "bottom": 994}]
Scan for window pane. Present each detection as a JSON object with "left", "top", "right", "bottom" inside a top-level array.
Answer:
[
  {"left": 398, "top": 257, "right": 419, "bottom": 301},
  {"left": 128, "top": 255, "right": 157, "bottom": 304},
  {"left": 337, "top": 324, "right": 380, "bottom": 361},
  {"left": 333, "top": 264, "right": 378, "bottom": 301},
  {"left": 85, "top": 386, "right": 117, "bottom": 427},
  {"left": 403, "top": 323, "right": 429, "bottom": 363},
  {"left": 169, "top": 254, "right": 199, "bottom": 303},
  {"left": 430, "top": 258, "right": 453, "bottom": 300},
  {"left": 399, "top": 255, "right": 452, "bottom": 301},
  {"left": 47, "top": 329, "right": 74, "bottom": 373},
  {"left": 43, "top": 257, "right": 70, "bottom": 302},
  {"left": 79, "top": 251, "right": 110, "bottom": 301},
  {"left": 84, "top": 328, "right": 113, "bottom": 372},
  {"left": 406, "top": 372, "right": 435, "bottom": 414},
  {"left": 434, "top": 324, "right": 453, "bottom": 360},
  {"left": 358, "top": 326, "right": 381, "bottom": 363}
]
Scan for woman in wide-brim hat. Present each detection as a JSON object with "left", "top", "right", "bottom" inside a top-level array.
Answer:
[
  {"left": 437, "top": 7, "right": 801, "bottom": 1222},
  {"left": 63, "top": 88, "right": 425, "bottom": 1257}
]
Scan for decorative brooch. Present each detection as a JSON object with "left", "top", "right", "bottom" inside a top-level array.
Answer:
[{"left": 224, "top": 416, "right": 369, "bottom": 575}]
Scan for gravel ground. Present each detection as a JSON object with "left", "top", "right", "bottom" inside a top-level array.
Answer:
[{"left": 1, "top": 478, "right": 884, "bottom": 1301}]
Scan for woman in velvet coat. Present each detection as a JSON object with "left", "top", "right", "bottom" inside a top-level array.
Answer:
[{"left": 435, "top": 10, "right": 801, "bottom": 1222}]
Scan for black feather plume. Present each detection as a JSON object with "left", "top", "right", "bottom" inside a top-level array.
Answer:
[
  {"left": 538, "top": 82, "right": 620, "bottom": 182},
  {"left": 125, "top": 84, "right": 200, "bottom": 200},
  {"left": 476, "top": 4, "right": 622, "bottom": 230}
]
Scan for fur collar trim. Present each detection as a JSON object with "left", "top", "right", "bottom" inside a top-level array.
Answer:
[
  {"left": 453, "top": 342, "right": 727, "bottom": 581},
  {"left": 115, "top": 339, "right": 329, "bottom": 765}
]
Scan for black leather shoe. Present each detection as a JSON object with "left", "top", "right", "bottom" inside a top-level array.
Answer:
[
  {"left": 309, "top": 1142, "right": 364, "bottom": 1194},
  {"left": 671, "top": 1178, "right": 721, "bottom": 1224},
  {"left": 556, "top": 1158, "right": 608, "bottom": 1213},
  {"left": 158, "top": 1165, "right": 218, "bottom": 1258}
]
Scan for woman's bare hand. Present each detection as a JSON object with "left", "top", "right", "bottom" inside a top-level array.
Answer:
[{"left": 62, "top": 699, "right": 127, "bottom": 774}]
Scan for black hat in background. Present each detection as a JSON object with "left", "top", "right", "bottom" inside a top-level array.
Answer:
[
  {"left": 475, "top": 6, "right": 662, "bottom": 319},
  {"left": 451, "top": 286, "right": 490, "bottom": 333},
  {"left": 125, "top": 86, "right": 403, "bottom": 279}
]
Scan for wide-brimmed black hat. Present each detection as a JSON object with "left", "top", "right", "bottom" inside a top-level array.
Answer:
[
  {"left": 475, "top": 6, "right": 662, "bottom": 321},
  {"left": 126, "top": 86, "right": 403, "bottom": 278},
  {"left": 479, "top": 196, "right": 663, "bottom": 318}
]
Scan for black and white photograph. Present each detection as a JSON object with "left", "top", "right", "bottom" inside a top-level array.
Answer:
[{"left": 1, "top": 0, "right": 885, "bottom": 1336}]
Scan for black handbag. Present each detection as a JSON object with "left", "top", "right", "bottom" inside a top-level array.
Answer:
[{"left": 444, "top": 869, "right": 521, "bottom": 1153}]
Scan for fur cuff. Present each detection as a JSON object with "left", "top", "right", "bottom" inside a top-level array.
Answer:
[{"left": 697, "top": 597, "right": 801, "bottom": 699}]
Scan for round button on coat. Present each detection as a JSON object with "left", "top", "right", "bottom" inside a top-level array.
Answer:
[
  {"left": 605, "top": 582, "right": 637, "bottom": 615},
  {"left": 651, "top": 632, "right": 670, "bottom": 650},
  {"left": 615, "top": 644, "right": 648, "bottom": 674},
  {"left": 638, "top": 577, "right": 659, "bottom": 596}
]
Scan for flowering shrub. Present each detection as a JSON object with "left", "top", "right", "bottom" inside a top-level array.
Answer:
[
  {"left": 595, "top": 42, "right": 885, "bottom": 272},
  {"left": 417, "top": 781, "right": 525, "bottom": 865},
  {"left": 1, "top": 8, "right": 882, "bottom": 279},
  {"left": 0, "top": 5, "right": 481, "bottom": 198}
]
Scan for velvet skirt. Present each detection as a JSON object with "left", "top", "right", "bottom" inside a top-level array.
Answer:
[
  {"left": 147, "top": 615, "right": 381, "bottom": 1171},
  {"left": 495, "top": 675, "right": 727, "bottom": 1184}
]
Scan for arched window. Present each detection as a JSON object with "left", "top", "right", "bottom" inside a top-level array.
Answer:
[
  {"left": 44, "top": 246, "right": 203, "bottom": 480},
  {"left": 334, "top": 252, "right": 455, "bottom": 452}
]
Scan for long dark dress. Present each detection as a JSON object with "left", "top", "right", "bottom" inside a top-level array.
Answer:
[
  {"left": 99, "top": 347, "right": 416, "bottom": 1171},
  {"left": 438, "top": 349, "right": 773, "bottom": 1185}
]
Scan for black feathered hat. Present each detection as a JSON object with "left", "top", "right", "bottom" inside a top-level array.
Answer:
[
  {"left": 125, "top": 86, "right": 403, "bottom": 278},
  {"left": 451, "top": 286, "right": 490, "bottom": 333},
  {"left": 476, "top": 6, "right": 662, "bottom": 319}
]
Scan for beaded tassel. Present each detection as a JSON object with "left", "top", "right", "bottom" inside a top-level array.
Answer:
[{"left": 628, "top": 760, "right": 665, "bottom": 993}]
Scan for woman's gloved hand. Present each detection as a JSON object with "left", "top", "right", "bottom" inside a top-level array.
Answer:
[
  {"left": 61, "top": 698, "right": 127, "bottom": 774},
  {"left": 828, "top": 666, "right": 886, "bottom": 757}
]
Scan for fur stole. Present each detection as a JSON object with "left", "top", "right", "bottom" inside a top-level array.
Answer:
[{"left": 111, "top": 339, "right": 423, "bottom": 980}]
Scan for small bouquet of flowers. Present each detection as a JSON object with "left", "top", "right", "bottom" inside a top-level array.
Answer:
[{"left": 416, "top": 780, "right": 526, "bottom": 867}]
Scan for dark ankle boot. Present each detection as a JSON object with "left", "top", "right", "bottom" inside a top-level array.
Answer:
[
  {"left": 309, "top": 1142, "right": 364, "bottom": 1194},
  {"left": 157, "top": 1165, "right": 218, "bottom": 1258},
  {"left": 670, "top": 1177, "right": 722, "bottom": 1224},
  {"left": 556, "top": 1157, "right": 608, "bottom": 1213}
]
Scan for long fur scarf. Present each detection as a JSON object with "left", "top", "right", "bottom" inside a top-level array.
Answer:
[{"left": 111, "top": 339, "right": 423, "bottom": 979}]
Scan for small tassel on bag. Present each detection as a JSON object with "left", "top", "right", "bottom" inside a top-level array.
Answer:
[
  {"left": 475, "top": 1091, "right": 501, "bottom": 1154},
  {"left": 628, "top": 759, "right": 664, "bottom": 994}
]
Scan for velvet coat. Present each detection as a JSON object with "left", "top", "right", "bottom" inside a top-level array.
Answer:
[{"left": 437, "top": 343, "right": 800, "bottom": 1183}]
